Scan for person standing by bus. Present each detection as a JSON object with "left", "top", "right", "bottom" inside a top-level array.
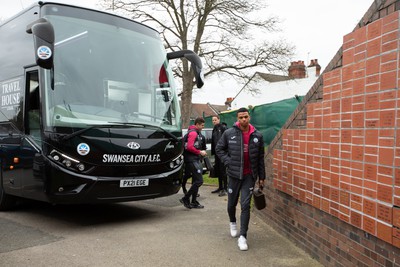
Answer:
[
  {"left": 182, "top": 131, "right": 206, "bottom": 197},
  {"left": 180, "top": 117, "right": 207, "bottom": 209},
  {"left": 210, "top": 115, "right": 227, "bottom": 196},
  {"left": 216, "top": 107, "right": 265, "bottom": 251}
]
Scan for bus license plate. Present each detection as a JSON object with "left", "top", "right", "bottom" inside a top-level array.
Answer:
[{"left": 120, "top": 179, "right": 149, "bottom": 187}]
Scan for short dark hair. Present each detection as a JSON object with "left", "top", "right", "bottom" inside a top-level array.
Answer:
[
  {"left": 194, "top": 117, "right": 205, "bottom": 125},
  {"left": 237, "top": 107, "right": 249, "bottom": 115},
  {"left": 212, "top": 115, "right": 220, "bottom": 119}
]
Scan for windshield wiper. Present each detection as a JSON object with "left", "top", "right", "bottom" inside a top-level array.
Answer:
[
  {"left": 61, "top": 122, "right": 179, "bottom": 142},
  {"left": 111, "top": 122, "right": 179, "bottom": 143},
  {"left": 62, "top": 124, "right": 111, "bottom": 141}
]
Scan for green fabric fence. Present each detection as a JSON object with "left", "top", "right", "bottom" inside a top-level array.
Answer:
[{"left": 204, "top": 96, "right": 303, "bottom": 146}]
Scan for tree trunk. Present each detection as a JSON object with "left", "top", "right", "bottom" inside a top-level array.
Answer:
[{"left": 180, "top": 71, "right": 194, "bottom": 128}]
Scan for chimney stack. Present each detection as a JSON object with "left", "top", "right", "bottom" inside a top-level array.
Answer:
[
  {"left": 225, "top": 97, "right": 234, "bottom": 109},
  {"left": 307, "top": 58, "right": 321, "bottom": 76},
  {"left": 288, "top": 60, "right": 306, "bottom": 79}
]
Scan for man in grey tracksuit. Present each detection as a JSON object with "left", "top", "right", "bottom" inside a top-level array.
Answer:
[{"left": 216, "top": 107, "right": 265, "bottom": 251}]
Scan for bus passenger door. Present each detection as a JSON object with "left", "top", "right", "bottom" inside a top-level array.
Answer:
[{"left": 21, "top": 70, "right": 46, "bottom": 200}]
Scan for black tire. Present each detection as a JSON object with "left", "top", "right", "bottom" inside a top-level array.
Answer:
[{"left": 0, "top": 183, "right": 17, "bottom": 211}]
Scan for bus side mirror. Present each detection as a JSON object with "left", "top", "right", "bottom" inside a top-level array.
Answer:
[
  {"left": 26, "top": 18, "right": 55, "bottom": 70},
  {"left": 167, "top": 50, "right": 204, "bottom": 88}
]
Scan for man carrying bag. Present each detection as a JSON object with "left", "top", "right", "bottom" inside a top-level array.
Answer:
[{"left": 216, "top": 107, "right": 265, "bottom": 251}]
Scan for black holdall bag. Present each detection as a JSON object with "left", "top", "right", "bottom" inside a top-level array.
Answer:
[
  {"left": 253, "top": 187, "right": 266, "bottom": 210},
  {"left": 209, "top": 165, "right": 217, "bottom": 178},
  {"left": 203, "top": 157, "right": 216, "bottom": 177},
  {"left": 208, "top": 161, "right": 218, "bottom": 178}
]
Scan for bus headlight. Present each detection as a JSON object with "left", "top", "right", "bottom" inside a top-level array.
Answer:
[
  {"left": 63, "top": 160, "right": 72, "bottom": 167},
  {"left": 49, "top": 149, "right": 90, "bottom": 172},
  {"left": 168, "top": 154, "right": 184, "bottom": 169},
  {"left": 77, "top": 163, "right": 85, "bottom": 171}
]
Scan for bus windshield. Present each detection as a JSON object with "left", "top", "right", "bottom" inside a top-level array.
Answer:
[{"left": 42, "top": 6, "right": 181, "bottom": 133}]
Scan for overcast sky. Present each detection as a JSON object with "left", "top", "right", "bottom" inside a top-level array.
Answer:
[
  {"left": 0, "top": 0, "right": 374, "bottom": 104},
  {"left": 1, "top": 0, "right": 372, "bottom": 70}
]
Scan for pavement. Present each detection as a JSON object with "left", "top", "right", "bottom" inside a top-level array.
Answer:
[
  {"left": 145, "top": 184, "right": 323, "bottom": 267},
  {"left": 0, "top": 184, "right": 322, "bottom": 267}
]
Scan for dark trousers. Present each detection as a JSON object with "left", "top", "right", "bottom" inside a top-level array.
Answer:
[
  {"left": 227, "top": 174, "right": 255, "bottom": 238},
  {"left": 214, "top": 156, "right": 227, "bottom": 190},
  {"left": 182, "top": 163, "right": 191, "bottom": 190},
  {"left": 183, "top": 161, "right": 203, "bottom": 203}
]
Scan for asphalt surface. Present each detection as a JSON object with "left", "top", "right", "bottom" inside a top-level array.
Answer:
[{"left": 0, "top": 185, "right": 322, "bottom": 267}]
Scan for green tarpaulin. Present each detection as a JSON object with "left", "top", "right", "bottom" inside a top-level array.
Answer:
[{"left": 203, "top": 96, "right": 303, "bottom": 146}]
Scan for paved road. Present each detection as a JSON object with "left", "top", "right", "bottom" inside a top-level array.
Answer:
[{"left": 0, "top": 185, "right": 321, "bottom": 267}]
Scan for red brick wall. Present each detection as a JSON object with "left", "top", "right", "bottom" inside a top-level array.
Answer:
[
  {"left": 260, "top": 1, "right": 400, "bottom": 266},
  {"left": 277, "top": 10, "right": 400, "bottom": 246}
]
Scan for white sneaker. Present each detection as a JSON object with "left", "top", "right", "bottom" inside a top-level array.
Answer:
[
  {"left": 238, "top": 235, "right": 248, "bottom": 251},
  {"left": 230, "top": 222, "right": 238, "bottom": 237}
]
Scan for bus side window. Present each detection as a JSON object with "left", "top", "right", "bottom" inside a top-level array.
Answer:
[{"left": 27, "top": 72, "right": 40, "bottom": 141}]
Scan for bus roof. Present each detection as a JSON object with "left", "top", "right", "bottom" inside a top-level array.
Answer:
[{"left": 1, "top": 1, "right": 159, "bottom": 34}]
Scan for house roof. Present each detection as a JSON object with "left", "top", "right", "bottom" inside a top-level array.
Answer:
[
  {"left": 230, "top": 66, "right": 320, "bottom": 109},
  {"left": 255, "top": 72, "right": 292, "bottom": 83},
  {"left": 187, "top": 102, "right": 227, "bottom": 119}
]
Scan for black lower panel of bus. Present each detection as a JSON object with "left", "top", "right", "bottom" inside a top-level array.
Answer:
[{"left": 44, "top": 162, "right": 183, "bottom": 204}]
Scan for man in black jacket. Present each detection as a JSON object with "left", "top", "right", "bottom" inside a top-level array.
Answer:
[
  {"left": 216, "top": 107, "right": 265, "bottom": 251},
  {"left": 211, "top": 115, "right": 227, "bottom": 196}
]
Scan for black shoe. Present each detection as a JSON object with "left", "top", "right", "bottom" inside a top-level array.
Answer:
[
  {"left": 190, "top": 201, "right": 204, "bottom": 209},
  {"left": 211, "top": 188, "right": 222, "bottom": 194},
  {"left": 218, "top": 190, "right": 227, "bottom": 197},
  {"left": 180, "top": 198, "right": 191, "bottom": 209}
]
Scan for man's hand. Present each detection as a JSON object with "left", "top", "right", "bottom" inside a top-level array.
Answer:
[
  {"left": 258, "top": 179, "right": 265, "bottom": 190},
  {"left": 200, "top": 150, "right": 207, "bottom": 157}
]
